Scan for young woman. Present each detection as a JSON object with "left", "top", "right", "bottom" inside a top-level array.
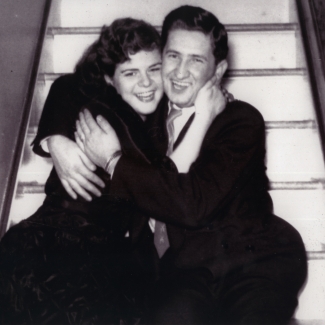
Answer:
[{"left": 0, "top": 18, "right": 226, "bottom": 325}]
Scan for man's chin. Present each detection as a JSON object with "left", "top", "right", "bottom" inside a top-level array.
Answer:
[{"left": 168, "top": 94, "right": 194, "bottom": 108}]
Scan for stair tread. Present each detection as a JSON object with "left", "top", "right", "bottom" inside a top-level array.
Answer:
[{"left": 47, "top": 23, "right": 299, "bottom": 35}]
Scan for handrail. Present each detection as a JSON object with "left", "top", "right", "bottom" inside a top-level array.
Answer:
[
  {"left": 295, "top": 0, "right": 325, "bottom": 161},
  {"left": 0, "top": 0, "right": 52, "bottom": 237}
]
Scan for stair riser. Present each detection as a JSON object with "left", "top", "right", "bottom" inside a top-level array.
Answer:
[
  {"left": 295, "top": 259, "right": 325, "bottom": 320},
  {"left": 225, "top": 75, "right": 315, "bottom": 121},
  {"left": 30, "top": 73, "right": 316, "bottom": 131},
  {"left": 21, "top": 128, "right": 325, "bottom": 185},
  {"left": 42, "top": 30, "right": 299, "bottom": 74},
  {"left": 56, "top": 0, "right": 294, "bottom": 27}
]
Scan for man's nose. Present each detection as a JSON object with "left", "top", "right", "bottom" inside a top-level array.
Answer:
[
  {"left": 175, "top": 59, "right": 189, "bottom": 79},
  {"left": 139, "top": 72, "right": 151, "bottom": 87}
]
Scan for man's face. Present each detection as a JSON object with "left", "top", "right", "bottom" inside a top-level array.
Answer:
[{"left": 162, "top": 29, "right": 216, "bottom": 108}]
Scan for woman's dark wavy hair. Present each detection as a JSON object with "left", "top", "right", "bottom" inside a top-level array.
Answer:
[
  {"left": 75, "top": 18, "right": 161, "bottom": 94},
  {"left": 161, "top": 5, "right": 228, "bottom": 65}
]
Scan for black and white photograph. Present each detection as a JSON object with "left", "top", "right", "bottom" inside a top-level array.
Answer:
[{"left": 0, "top": 0, "right": 325, "bottom": 324}]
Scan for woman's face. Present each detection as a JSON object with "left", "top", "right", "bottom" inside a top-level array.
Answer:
[{"left": 109, "top": 49, "right": 163, "bottom": 120}]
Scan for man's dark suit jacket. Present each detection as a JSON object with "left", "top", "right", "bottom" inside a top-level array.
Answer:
[{"left": 110, "top": 94, "right": 307, "bottom": 293}]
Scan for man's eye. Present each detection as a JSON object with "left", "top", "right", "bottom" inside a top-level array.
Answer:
[
  {"left": 168, "top": 54, "right": 178, "bottom": 59},
  {"left": 150, "top": 67, "right": 161, "bottom": 72},
  {"left": 194, "top": 58, "right": 203, "bottom": 64}
]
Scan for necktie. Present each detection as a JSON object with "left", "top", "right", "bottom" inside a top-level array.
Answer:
[{"left": 154, "top": 107, "right": 182, "bottom": 258}]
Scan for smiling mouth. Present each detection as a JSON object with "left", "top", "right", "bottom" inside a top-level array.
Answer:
[
  {"left": 171, "top": 80, "right": 191, "bottom": 91},
  {"left": 136, "top": 90, "right": 156, "bottom": 102}
]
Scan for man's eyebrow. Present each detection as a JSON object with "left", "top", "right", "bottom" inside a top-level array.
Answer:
[
  {"left": 149, "top": 62, "right": 162, "bottom": 68},
  {"left": 191, "top": 54, "right": 208, "bottom": 61},
  {"left": 165, "top": 49, "right": 208, "bottom": 61},
  {"left": 165, "top": 49, "right": 180, "bottom": 55}
]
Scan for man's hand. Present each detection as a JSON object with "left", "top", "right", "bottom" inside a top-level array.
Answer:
[
  {"left": 75, "top": 109, "right": 121, "bottom": 170},
  {"left": 194, "top": 74, "right": 227, "bottom": 122},
  {"left": 48, "top": 135, "right": 105, "bottom": 201}
]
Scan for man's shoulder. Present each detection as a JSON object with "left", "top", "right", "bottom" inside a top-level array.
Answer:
[{"left": 223, "top": 100, "right": 265, "bottom": 127}]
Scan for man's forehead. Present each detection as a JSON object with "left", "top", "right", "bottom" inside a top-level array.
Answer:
[{"left": 164, "top": 28, "right": 214, "bottom": 57}]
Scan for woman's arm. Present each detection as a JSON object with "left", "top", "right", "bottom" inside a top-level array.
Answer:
[{"left": 32, "top": 75, "right": 105, "bottom": 200}]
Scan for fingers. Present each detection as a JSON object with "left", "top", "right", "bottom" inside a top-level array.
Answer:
[
  {"left": 69, "top": 178, "right": 93, "bottom": 201},
  {"left": 61, "top": 179, "right": 78, "bottom": 200},
  {"left": 78, "top": 111, "right": 91, "bottom": 136},
  {"left": 83, "top": 109, "right": 101, "bottom": 132},
  {"left": 75, "top": 131, "right": 85, "bottom": 152},
  {"left": 76, "top": 120, "right": 87, "bottom": 145},
  {"left": 78, "top": 154, "right": 106, "bottom": 189},
  {"left": 96, "top": 115, "right": 114, "bottom": 134}
]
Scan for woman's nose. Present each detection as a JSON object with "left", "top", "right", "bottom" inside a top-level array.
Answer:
[{"left": 139, "top": 72, "right": 152, "bottom": 87}]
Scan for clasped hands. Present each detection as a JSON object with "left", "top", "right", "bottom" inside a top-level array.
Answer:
[{"left": 75, "top": 109, "right": 121, "bottom": 171}]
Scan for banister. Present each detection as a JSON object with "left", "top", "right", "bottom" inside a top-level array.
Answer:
[
  {"left": 0, "top": 0, "right": 52, "bottom": 237},
  {"left": 295, "top": 0, "right": 325, "bottom": 161}
]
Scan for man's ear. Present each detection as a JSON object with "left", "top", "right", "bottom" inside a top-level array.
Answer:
[
  {"left": 215, "top": 60, "right": 228, "bottom": 82},
  {"left": 104, "top": 74, "right": 113, "bottom": 86}
]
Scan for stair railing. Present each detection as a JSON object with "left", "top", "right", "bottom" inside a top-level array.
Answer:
[
  {"left": 296, "top": 0, "right": 325, "bottom": 160},
  {"left": 0, "top": 0, "right": 52, "bottom": 237}
]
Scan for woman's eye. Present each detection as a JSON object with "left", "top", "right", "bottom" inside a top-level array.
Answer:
[{"left": 124, "top": 72, "right": 136, "bottom": 77}]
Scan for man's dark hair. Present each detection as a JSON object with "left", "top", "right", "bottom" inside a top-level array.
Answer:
[
  {"left": 161, "top": 5, "right": 228, "bottom": 64},
  {"left": 75, "top": 18, "right": 161, "bottom": 92}
]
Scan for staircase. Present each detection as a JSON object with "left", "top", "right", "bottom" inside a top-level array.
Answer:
[{"left": 6, "top": 0, "right": 325, "bottom": 322}]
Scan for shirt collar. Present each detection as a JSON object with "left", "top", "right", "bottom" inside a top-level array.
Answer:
[{"left": 168, "top": 101, "right": 196, "bottom": 114}]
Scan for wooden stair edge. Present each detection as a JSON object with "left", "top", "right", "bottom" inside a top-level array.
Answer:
[
  {"left": 47, "top": 23, "right": 299, "bottom": 36},
  {"left": 16, "top": 179, "right": 325, "bottom": 194},
  {"left": 37, "top": 69, "right": 307, "bottom": 82}
]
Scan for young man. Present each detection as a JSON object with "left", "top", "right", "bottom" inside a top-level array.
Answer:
[{"left": 78, "top": 6, "right": 307, "bottom": 324}]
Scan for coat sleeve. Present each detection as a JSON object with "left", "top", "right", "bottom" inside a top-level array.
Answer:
[
  {"left": 31, "top": 75, "right": 81, "bottom": 157},
  {"left": 109, "top": 103, "right": 267, "bottom": 229}
]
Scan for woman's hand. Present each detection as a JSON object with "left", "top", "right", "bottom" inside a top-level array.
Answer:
[
  {"left": 194, "top": 74, "right": 227, "bottom": 123},
  {"left": 75, "top": 109, "right": 121, "bottom": 170},
  {"left": 48, "top": 135, "right": 105, "bottom": 201}
]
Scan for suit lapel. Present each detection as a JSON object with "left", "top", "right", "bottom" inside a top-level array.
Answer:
[{"left": 173, "top": 112, "right": 195, "bottom": 151}]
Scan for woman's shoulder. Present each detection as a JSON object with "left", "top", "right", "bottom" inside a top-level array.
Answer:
[{"left": 51, "top": 73, "right": 79, "bottom": 89}]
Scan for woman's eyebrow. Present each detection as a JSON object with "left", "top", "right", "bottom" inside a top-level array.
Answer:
[{"left": 120, "top": 68, "right": 138, "bottom": 73}]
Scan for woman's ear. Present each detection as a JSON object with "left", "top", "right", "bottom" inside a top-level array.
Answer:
[
  {"left": 104, "top": 74, "right": 113, "bottom": 86},
  {"left": 215, "top": 60, "right": 228, "bottom": 82}
]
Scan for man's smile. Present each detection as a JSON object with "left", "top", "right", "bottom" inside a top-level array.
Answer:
[{"left": 171, "top": 79, "right": 191, "bottom": 91}]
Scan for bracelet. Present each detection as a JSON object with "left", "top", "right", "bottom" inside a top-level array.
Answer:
[{"left": 104, "top": 150, "right": 122, "bottom": 172}]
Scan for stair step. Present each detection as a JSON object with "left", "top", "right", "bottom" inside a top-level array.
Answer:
[
  {"left": 270, "top": 189, "right": 325, "bottom": 251},
  {"left": 294, "top": 258, "right": 325, "bottom": 320},
  {"left": 22, "top": 126, "right": 324, "bottom": 184},
  {"left": 55, "top": 0, "right": 295, "bottom": 27},
  {"left": 16, "top": 180, "right": 325, "bottom": 195},
  {"left": 31, "top": 72, "right": 316, "bottom": 129},
  {"left": 47, "top": 23, "right": 299, "bottom": 35},
  {"left": 42, "top": 27, "right": 300, "bottom": 74},
  {"left": 225, "top": 74, "right": 316, "bottom": 122},
  {"left": 266, "top": 128, "right": 325, "bottom": 181},
  {"left": 11, "top": 183, "right": 325, "bottom": 253}
]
